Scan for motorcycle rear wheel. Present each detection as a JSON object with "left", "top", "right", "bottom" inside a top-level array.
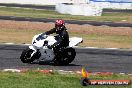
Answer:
[{"left": 54, "top": 47, "right": 76, "bottom": 65}]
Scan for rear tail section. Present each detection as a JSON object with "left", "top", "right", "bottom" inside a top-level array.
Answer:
[{"left": 69, "top": 37, "right": 83, "bottom": 47}]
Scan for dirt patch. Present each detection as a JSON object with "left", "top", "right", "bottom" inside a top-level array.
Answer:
[
  {"left": 0, "top": 20, "right": 132, "bottom": 48},
  {"left": 0, "top": 20, "right": 132, "bottom": 36},
  {"left": 0, "top": 20, "right": 53, "bottom": 30}
]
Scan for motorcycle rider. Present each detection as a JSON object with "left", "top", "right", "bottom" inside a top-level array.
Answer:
[{"left": 37, "top": 19, "right": 69, "bottom": 57}]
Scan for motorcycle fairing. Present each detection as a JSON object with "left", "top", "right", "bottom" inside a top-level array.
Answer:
[
  {"left": 29, "top": 33, "right": 83, "bottom": 61},
  {"left": 32, "top": 33, "right": 83, "bottom": 48}
]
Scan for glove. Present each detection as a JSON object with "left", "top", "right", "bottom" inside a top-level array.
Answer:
[{"left": 36, "top": 35, "right": 44, "bottom": 41}]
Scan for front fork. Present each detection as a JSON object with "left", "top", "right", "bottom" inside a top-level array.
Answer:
[{"left": 29, "top": 45, "right": 37, "bottom": 57}]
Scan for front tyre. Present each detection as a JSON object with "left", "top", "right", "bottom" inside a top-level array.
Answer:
[
  {"left": 20, "top": 47, "right": 39, "bottom": 63},
  {"left": 54, "top": 47, "right": 76, "bottom": 65}
]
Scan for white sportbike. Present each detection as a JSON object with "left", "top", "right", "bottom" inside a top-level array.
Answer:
[{"left": 20, "top": 33, "right": 83, "bottom": 65}]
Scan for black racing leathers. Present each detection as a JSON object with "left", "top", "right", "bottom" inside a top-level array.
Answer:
[{"left": 45, "top": 27, "right": 69, "bottom": 51}]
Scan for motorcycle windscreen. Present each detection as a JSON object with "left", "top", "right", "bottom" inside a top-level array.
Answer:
[{"left": 69, "top": 37, "right": 83, "bottom": 47}]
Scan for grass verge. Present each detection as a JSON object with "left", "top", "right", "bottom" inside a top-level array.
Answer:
[
  {"left": 0, "top": 28, "right": 132, "bottom": 49},
  {"left": 0, "top": 70, "right": 131, "bottom": 88},
  {"left": 0, "top": 7, "right": 132, "bottom": 22}
]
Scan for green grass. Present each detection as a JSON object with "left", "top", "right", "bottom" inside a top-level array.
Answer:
[
  {"left": 0, "top": 6, "right": 132, "bottom": 22},
  {"left": 0, "top": 71, "right": 131, "bottom": 88},
  {"left": 70, "top": 33, "right": 132, "bottom": 48}
]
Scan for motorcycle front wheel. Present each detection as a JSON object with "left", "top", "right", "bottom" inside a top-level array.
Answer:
[{"left": 20, "top": 47, "right": 40, "bottom": 63}]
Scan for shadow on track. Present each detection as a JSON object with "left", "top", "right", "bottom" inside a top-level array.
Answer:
[{"left": 30, "top": 60, "right": 81, "bottom": 66}]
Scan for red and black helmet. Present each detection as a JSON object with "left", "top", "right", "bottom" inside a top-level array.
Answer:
[{"left": 55, "top": 20, "right": 65, "bottom": 28}]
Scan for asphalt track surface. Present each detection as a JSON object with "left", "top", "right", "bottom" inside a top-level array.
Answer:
[{"left": 0, "top": 44, "right": 132, "bottom": 73}]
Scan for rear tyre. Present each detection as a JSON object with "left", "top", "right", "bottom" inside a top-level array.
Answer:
[
  {"left": 54, "top": 48, "right": 76, "bottom": 65},
  {"left": 20, "top": 47, "right": 40, "bottom": 63}
]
